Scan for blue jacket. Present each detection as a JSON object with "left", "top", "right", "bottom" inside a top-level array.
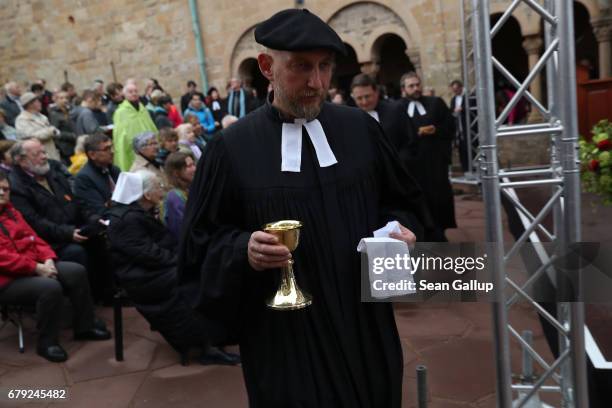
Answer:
[{"left": 183, "top": 106, "right": 215, "bottom": 134}]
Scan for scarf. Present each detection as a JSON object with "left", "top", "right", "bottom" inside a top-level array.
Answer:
[{"left": 228, "top": 89, "right": 246, "bottom": 118}]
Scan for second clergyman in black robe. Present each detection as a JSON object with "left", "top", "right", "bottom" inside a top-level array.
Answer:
[
  {"left": 179, "top": 100, "right": 429, "bottom": 407},
  {"left": 398, "top": 95, "right": 457, "bottom": 240}
]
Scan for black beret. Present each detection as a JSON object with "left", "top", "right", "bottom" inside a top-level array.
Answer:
[{"left": 255, "top": 9, "right": 347, "bottom": 55}]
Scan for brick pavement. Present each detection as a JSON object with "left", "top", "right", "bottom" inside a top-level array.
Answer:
[{"left": 0, "top": 192, "right": 609, "bottom": 407}]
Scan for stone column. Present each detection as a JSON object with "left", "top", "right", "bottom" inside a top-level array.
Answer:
[
  {"left": 522, "top": 35, "right": 544, "bottom": 122},
  {"left": 592, "top": 17, "right": 612, "bottom": 78},
  {"left": 405, "top": 47, "right": 422, "bottom": 76}
]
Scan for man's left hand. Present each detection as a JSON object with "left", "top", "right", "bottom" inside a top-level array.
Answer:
[{"left": 390, "top": 224, "right": 417, "bottom": 247}]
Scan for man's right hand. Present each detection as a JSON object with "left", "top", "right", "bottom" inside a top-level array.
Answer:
[
  {"left": 248, "top": 231, "right": 292, "bottom": 271},
  {"left": 35, "top": 263, "right": 58, "bottom": 279},
  {"left": 73, "top": 229, "right": 88, "bottom": 243}
]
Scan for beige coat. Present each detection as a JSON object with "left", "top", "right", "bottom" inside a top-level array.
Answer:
[
  {"left": 15, "top": 110, "right": 61, "bottom": 161},
  {"left": 129, "top": 154, "right": 168, "bottom": 189}
]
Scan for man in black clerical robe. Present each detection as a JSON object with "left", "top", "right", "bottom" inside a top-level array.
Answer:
[
  {"left": 350, "top": 73, "right": 420, "bottom": 184},
  {"left": 397, "top": 72, "right": 457, "bottom": 242},
  {"left": 179, "top": 9, "right": 429, "bottom": 408}
]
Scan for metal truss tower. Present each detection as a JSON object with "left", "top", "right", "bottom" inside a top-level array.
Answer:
[{"left": 460, "top": 0, "right": 589, "bottom": 406}]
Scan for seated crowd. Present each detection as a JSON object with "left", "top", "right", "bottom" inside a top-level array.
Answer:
[{"left": 0, "top": 77, "right": 243, "bottom": 364}]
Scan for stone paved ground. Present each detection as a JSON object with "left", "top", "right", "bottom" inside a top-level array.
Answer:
[{"left": 0, "top": 191, "right": 609, "bottom": 408}]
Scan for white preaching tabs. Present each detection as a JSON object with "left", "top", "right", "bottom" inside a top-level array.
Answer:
[
  {"left": 367, "top": 110, "right": 380, "bottom": 123},
  {"left": 281, "top": 118, "right": 338, "bottom": 172},
  {"left": 407, "top": 100, "right": 426, "bottom": 118}
]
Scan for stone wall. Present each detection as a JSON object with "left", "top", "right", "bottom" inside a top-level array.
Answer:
[
  {"left": 0, "top": 0, "right": 198, "bottom": 101},
  {"left": 0, "top": 0, "right": 465, "bottom": 100}
]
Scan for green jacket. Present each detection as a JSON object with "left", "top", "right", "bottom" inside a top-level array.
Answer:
[{"left": 112, "top": 100, "right": 157, "bottom": 171}]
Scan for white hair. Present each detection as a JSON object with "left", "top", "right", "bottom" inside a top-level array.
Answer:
[
  {"left": 221, "top": 115, "right": 238, "bottom": 129},
  {"left": 134, "top": 170, "right": 161, "bottom": 194}
]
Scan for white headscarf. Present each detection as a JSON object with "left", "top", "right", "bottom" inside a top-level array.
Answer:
[{"left": 111, "top": 172, "right": 143, "bottom": 204}]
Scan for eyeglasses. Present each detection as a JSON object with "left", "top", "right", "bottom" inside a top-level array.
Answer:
[{"left": 97, "top": 145, "right": 114, "bottom": 152}]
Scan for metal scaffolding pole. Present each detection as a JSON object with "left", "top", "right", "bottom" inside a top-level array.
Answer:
[
  {"left": 452, "top": 0, "right": 480, "bottom": 184},
  {"left": 464, "top": 0, "right": 588, "bottom": 406},
  {"left": 470, "top": 1, "right": 512, "bottom": 406}
]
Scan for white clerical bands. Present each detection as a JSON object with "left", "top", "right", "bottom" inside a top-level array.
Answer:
[
  {"left": 407, "top": 101, "right": 427, "bottom": 118},
  {"left": 281, "top": 119, "right": 338, "bottom": 172}
]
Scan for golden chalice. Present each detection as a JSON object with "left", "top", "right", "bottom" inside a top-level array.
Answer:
[{"left": 264, "top": 220, "right": 312, "bottom": 310}]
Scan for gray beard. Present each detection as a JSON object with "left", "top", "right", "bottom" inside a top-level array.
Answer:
[
  {"left": 274, "top": 84, "right": 323, "bottom": 122},
  {"left": 26, "top": 161, "right": 50, "bottom": 176}
]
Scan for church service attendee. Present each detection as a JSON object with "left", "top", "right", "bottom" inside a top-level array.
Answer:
[
  {"left": 112, "top": 83, "right": 157, "bottom": 170},
  {"left": 15, "top": 92, "right": 61, "bottom": 161},
  {"left": 156, "top": 128, "right": 179, "bottom": 166},
  {"left": 129, "top": 131, "right": 165, "bottom": 182},
  {"left": 226, "top": 78, "right": 254, "bottom": 118},
  {"left": 107, "top": 171, "right": 239, "bottom": 364},
  {"left": 221, "top": 114, "right": 238, "bottom": 129},
  {"left": 175, "top": 124, "right": 202, "bottom": 161},
  {"left": 9, "top": 138, "right": 113, "bottom": 302},
  {"left": 74, "top": 133, "right": 121, "bottom": 217},
  {"left": 0, "top": 171, "right": 111, "bottom": 363},
  {"left": 75, "top": 90, "right": 106, "bottom": 136},
  {"left": 0, "top": 81, "right": 23, "bottom": 127},
  {"left": 0, "top": 108, "right": 18, "bottom": 141},
  {"left": 206, "top": 87, "right": 225, "bottom": 131},
  {"left": 0, "top": 140, "right": 15, "bottom": 174},
  {"left": 48, "top": 91, "right": 77, "bottom": 164},
  {"left": 183, "top": 94, "right": 215, "bottom": 135},
  {"left": 180, "top": 80, "right": 205, "bottom": 114},
  {"left": 161, "top": 151, "right": 196, "bottom": 240},
  {"left": 105, "top": 82, "right": 124, "bottom": 124}
]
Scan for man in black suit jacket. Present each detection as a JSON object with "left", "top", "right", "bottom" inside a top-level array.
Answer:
[{"left": 74, "top": 133, "right": 121, "bottom": 218}]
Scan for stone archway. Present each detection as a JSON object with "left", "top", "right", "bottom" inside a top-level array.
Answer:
[
  {"left": 574, "top": 1, "right": 600, "bottom": 78},
  {"left": 333, "top": 43, "right": 361, "bottom": 100},
  {"left": 327, "top": 2, "right": 415, "bottom": 67},
  {"left": 229, "top": 26, "right": 265, "bottom": 86},
  {"left": 371, "top": 33, "right": 414, "bottom": 99},
  {"left": 237, "top": 57, "right": 269, "bottom": 103},
  {"left": 491, "top": 13, "right": 529, "bottom": 85}
]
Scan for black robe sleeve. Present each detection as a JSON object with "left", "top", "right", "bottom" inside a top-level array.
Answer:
[
  {"left": 178, "top": 136, "right": 252, "bottom": 320},
  {"left": 366, "top": 115, "right": 434, "bottom": 238},
  {"left": 432, "top": 97, "right": 456, "bottom": 164}
]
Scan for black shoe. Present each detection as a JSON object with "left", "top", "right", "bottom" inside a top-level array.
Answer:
[
  {"left": 74, "top": 327, "right": 112, "bottom": 341},
  {"left": 37, "top": 344, "right": 68, "bottom": 363},
  {"left": 199, "top": 346, "right": 241, "bottom": 366}
]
